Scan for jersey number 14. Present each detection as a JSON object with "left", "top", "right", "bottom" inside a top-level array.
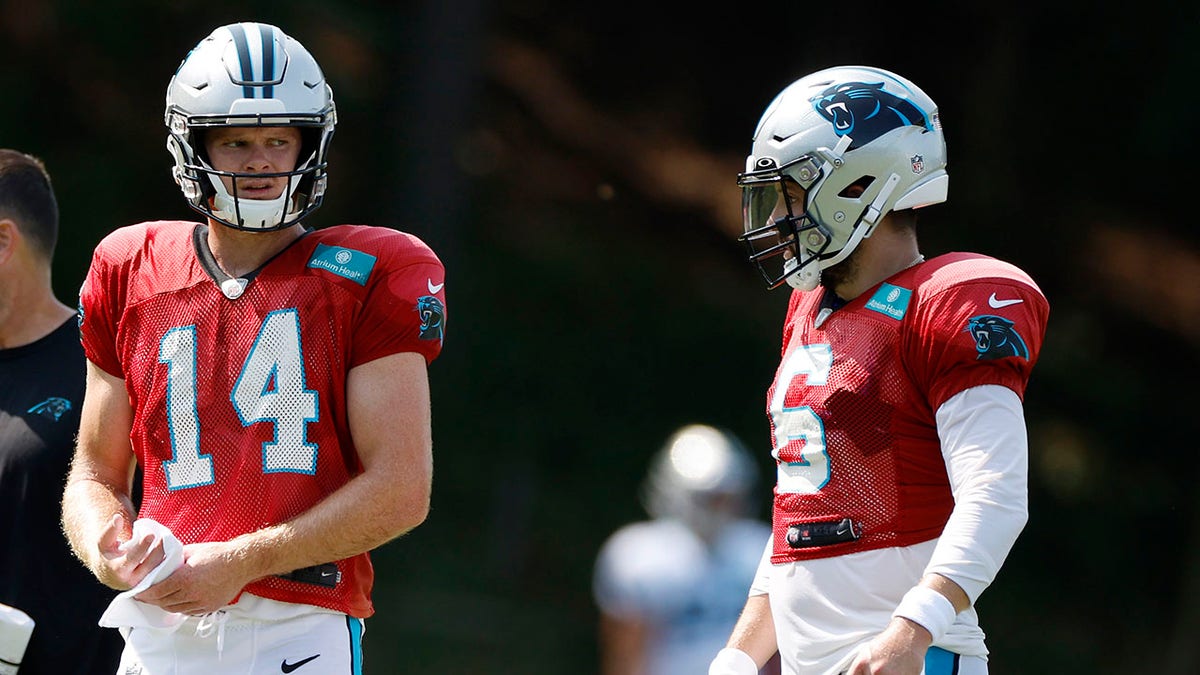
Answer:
[{"left": 158, "top": 308, "right": 319, "bottom": 489}]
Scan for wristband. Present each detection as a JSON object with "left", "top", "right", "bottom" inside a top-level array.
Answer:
[
  {"left": 892, "top": 585, "right": 956, "bottom": 642},
  {"left": 709, "top": 647, "right": 757, "bottom": 675}
]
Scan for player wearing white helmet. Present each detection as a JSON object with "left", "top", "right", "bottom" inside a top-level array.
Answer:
[
  {"left": 594, "top": 425, "right": 775, "bottom": 675},
  {"left": 63, "top": 22, "right": 447, "bottom": 674},
  {"left": 164, "top": 22, "right": 336, "bottom": 233},
  {"left": 710, "top": 66, "right": 1049, "bottom": 675},
  {"left": 738, "top": 66, "right": 947, "bottom": 293}
]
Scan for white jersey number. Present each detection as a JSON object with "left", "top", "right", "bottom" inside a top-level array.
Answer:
[
  {"left": 159, "top": 309, "right": 319, "bottom": 490},
  {"left": 769, "top": 344, "right": 832, "bottom": 494}
]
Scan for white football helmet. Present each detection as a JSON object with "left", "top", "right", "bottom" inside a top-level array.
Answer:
[
  {"left": 737, "top": 65, "right": 948, "bottom": 290},
  {"left": 164, "top": 22, "right": 336, "bottom": 232},
  {"left": 641, "top": 424, "right": 759, "bottom": 541}
]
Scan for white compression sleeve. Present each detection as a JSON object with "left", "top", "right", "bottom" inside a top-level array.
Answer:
[
  {"left": 926, "top": 384, "right": 1030, "bottom": 604},
  {"left": 748, "top": 535, "right": 773, "bottom": 596}
]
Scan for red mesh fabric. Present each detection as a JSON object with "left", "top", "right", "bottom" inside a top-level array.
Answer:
[
  {"left": 79, "top": 220, "right": 446, "bottom": 616},
  {"left": 766, "top": 252, "right": 1047, "bottom": 563}
]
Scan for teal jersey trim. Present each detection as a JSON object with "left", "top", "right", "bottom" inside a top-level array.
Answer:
[
  {"left": 924, "top": 646, "right": 960, "bottom": 674},
  {"left": 349, "top": 616, "right": 364, "bottom": 675}
]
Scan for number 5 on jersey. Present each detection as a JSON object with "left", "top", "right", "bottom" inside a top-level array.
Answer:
[{"left": 770, "top": 344, "right": 832, "bottom": 494}]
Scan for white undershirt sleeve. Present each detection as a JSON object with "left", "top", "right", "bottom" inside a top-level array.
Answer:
[
  {"left": 749, "top": 535, "right": 773, "bottom": 596},
  {"left": 926, "top": 384, "right": 1030, "bottom": 605}
]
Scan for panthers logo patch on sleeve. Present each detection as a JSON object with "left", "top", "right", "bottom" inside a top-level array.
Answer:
[
  {"left": 965, "top": 315, "right": 1029, "bottom": 360},
  {"left": 811, "top": 81, "right": 933, "bottom": 149},
  {"left": 28, "top": 397, "right": 73, "bottom": 422},
  {"left": 416, "top": 295, "right": 445, "bottom": 342}
]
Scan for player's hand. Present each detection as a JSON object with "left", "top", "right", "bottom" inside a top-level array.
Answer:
[
  {"left": 844, "top": 617, "right": 930, "bottom": 674},
  {"left": 133, "top": 541, "right": 248, "bottom": 615},
  {"left": 96, "top": 512, "right": 164, "bottom": 591}
]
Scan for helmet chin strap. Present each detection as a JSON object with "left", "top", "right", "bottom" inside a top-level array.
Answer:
[
  {"left": 211, "top": 190, "right": 290, "bottom": 230},
  {"left": 205, "top": 169, "right": 299, "bottom": 231},
  {"left": 784, "top": 256, "right": 821, "bottom": 291}
]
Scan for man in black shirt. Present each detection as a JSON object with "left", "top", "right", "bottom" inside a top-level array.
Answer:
[{"left": 0, "top": 149, "right": 123, "bottom": 674}]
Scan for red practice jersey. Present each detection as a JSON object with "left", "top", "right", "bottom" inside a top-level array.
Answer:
[
  {"left": 766, "top": 252, "right": 1047, "bottom": 564},
  {"left": 78, "top": 220, "right": 447, "bottom": 617}
]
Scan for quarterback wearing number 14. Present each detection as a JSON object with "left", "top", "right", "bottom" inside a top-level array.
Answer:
[{"left": 62, "top": 22, "right": 445, "bottom": 673}]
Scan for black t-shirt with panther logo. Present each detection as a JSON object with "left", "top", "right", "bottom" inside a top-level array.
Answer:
[{"left": 0, "top": 316, "right": 124, "bottom": 674}]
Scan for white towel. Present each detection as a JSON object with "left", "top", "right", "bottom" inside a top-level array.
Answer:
[
  {"left": 98, "top": 518, "right": 187, "bottom": 631},
  {"left": 0, "top": 602, "right": 34, "bottom": 671}
]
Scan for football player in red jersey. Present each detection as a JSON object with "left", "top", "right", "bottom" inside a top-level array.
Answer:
[
  {"left": 61, "top": 22, "right": 446, "bottom": 673},
  {"left": 708, "top": 66, "right": 1048, "bottom": 675}
]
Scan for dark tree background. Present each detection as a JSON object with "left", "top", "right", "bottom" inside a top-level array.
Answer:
[{"left": 5, "top": 1, "right": 1197, "bottom": 672}]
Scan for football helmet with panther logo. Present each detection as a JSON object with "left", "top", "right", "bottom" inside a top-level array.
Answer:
[
  {"left": 641, "top": 424, "right": 759, "bottom": 542},
  {"left": 738, "top": 65, "right": 948, "bottom": 290},
  {"left": 165, "top": 22, "right": 337, "bottom": 232}
]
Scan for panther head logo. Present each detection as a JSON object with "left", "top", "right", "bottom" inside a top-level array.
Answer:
[
  {"left": 416, "top": 295, "right": 445, "bottom": 342},
  {"left": 811, "top": 81, "right": 931, "bottom": 149},
  {"left": 28, "top": 396, "right": 72, "bottom": 422},
  {"left": 965, "top": 315, "right": 1029, "bottom": 360}
]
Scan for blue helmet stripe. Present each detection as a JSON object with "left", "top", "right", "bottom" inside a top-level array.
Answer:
[
  {"left": 228, "top": 23, "right": 255, "bottom": 98},
  {"left": 260, "top": 25, "right": 275, "bottom": 99}
]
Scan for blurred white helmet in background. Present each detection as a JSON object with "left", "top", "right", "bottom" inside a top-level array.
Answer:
[{"left": 641, "top": 424, "right": 759, "bottom": 541}]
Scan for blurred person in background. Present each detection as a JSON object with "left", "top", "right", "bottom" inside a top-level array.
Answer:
[
  {"left": 593, "top": 423, "right": 779, "bottom": 675},
  {"left": 708, "top": 66, "right": 1049, "bottom": 674},
  {"left": 0, "top": 148, "right": 124, "bottom": 673},
  {"left": 61, "top": 22, "right": 446, "bottom": 673}
]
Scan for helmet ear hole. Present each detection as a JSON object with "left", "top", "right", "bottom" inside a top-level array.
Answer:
[{"left": 838, "top": 176, "right": 875, "bottom": 198}]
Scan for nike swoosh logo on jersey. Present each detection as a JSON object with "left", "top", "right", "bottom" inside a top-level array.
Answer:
[
  {"left": 281, "top": 654, "right": 321, "bottom": 673},
  {"left": 988, "top": 293, "right": 1023, "bottom": 309},
  {"left": 428, "top": 279, "right": 444, "bottom": 294}
]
